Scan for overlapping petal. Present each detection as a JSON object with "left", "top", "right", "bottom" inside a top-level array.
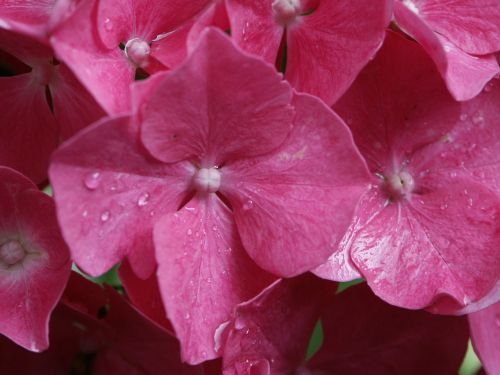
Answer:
[
  {"left": 140, "top": 27, "right": 294, "bottom": 166},
  {"left": 154, "top": 194, "right": 275, "bottom": 364},
  {"left": 226, "top": 0, "right": 391, "bottom": 104},
  {"left": 0, "top": 167, "right": 71, "bottom": 352},
  {"left": 395, "top": 0, "right": 500, "bottom": 101},
  {"left": 222, "top": 92, "right": 371, "bottom": 276},
  {"left": 49, "top": 116, "right": 193, "bottom": 278},
  {"left": 331, "top": 31, "right": 500, "bottom": 312},
  {"left": 222, "top": 274, "right": 336, "bottom": 374}
]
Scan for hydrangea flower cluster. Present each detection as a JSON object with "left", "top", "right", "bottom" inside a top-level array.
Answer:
[{"left": 0, "top": 0, "right": 499, "bottom": 373}]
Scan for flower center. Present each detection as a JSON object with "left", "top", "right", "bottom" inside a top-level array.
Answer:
[
  {"left": 193, "top": 167, "right": 221, "bottom": 193},
  {"left": 0, "top": 240, "right": 27, "bottom": 266},
  {"left": 272, "top": 0, "right": 301, "bottom": 25},
  {"left": 124, "top": 38, "right": 150, "bottom": 68},
  {"left": 386, "top": 171, "right": 415, "bottom": 199}
]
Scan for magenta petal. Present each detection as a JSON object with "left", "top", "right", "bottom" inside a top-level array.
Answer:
[
  {"left": 49, "top": 115, "right": 192, "bottom": 278},
  {"left": 350, "top": 177, "right": 500, "bottom": 312},
  {"left": 140, "top": 28, "right": 294, "bottom": 166},
  {"left": 118, "top": 259, "right": 172, "bottom": 331},
  {"left": 308, "top": 283, "right": 469, "bottom": 374},
  {"left": 469, "top": 301, "right": 500, "bottom": 375},
  {"left": 223, "top": 92, "right": 371, "bottom": 277},
  {"left": 96, "top": 0, "right": 210, "bottom": 49},
  {"left": 50, "top": 0, "right": 134, "bottom": 114},
  {"left": 0, "top": 169, "right": 71, "bottom": 351},
  {"left": 225, "top": 0, "right": 284, "bottom": 64},
  {"left": 286, "top": 0, "right": 391, "bottom": 105},
  {"left": 395, "top": 2, "right": 500, "bottom": 101},
  {"left": 313, "top": 185, "right": 383, "bottom": 282},
  {"left": 50, "top": 64, "right": 106, "bottom": 140},
  {"left": 154, "top": 194, "right": 275, "bottom": 365},
  {"left": 0, "top": 74, "right": 57, "bottom": 184},
  {"left": 95, "top": 286, "right": 205, "bottom": 375},
  {"left": 222, "top": 274, "right": 336, "bottom": 374},
  {"left": 411, "top": 0, "right": 500, "bottom": 55}
]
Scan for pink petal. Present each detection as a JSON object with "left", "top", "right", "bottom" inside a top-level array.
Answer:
[
  {"left": 187, "top": 1, "right": 230, "bottom": 54},
  {"left": 285, "top": 0, "right": 391, "bottom": 105},
  {"left": 50, "top": 63, "right": 106, "bottom": 140},
  {"left": 222, "top": 92, "right": 371, "bottom": 277},
  {"left": 411, "top": 78, "right": 500, "bottom": 195},
  {"left": 0, "top": 73, "right": 57, "bottom": 184},
  {"left": 225, "top": 0, "right": 284, "bottom": 64},
  {"left": 95, "top": 285, "right": 205, "bottom": 375},
  {"left": 95, "top": 0, "right": 211, "bottom": 49},
  {"left": 313, "top": 185, "right": 382, "bottom": 282},
  {"left": 408, "top": 0, "right": 500, "bottom": 55},
  {"left": 50, "top": 0, "right": 134, "bottom": 114},
  {"left": 49, "top": 115, "right": 192, "bottom": 278},
  {"left": 140, "top": 27, "right": 294, "bottom": 166},
  {"left": 0, "top": 169, "right": 71, "bottom": 352},
  {"left": 395, "top": 1, "right": 500, "bottom": 101},
  {"left": 334, "top": 31, "right": 500, "bottom": 312},
  {"left": 154, "top": 194, "right": 275, "bottom": 365},
  {"left": 0, "top": 0, "right": 55, "bottom": 37},
  {"left": 469, "top": 301, "right": 500, "bottom": 375},
  {"left": 350, "top": 177, "right": 500, "bottom": 312},
  {"left": 118, "top": 259, "right": 173, "bottom": 331},
  {"left": 308, "top": 283, "right": 469, "bottom": 374},
  {"left": 222, "top": 274, "right": 336, "bottom": 374}
]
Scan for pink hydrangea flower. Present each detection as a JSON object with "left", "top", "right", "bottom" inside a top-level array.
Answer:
[
  {"left": 49, "top": 28, "right": 371, "bottom": 363},
  {"left": 0, "top": 25, "right": 105, "bottom": 183},
  {"left": 317, "top": 32, "right": 500, "bottom": 313},
  {"left": 224, "top": 0, "right": 392, "bottom": 105},
  {"left": 50, "top": 0, "right": 212, "bottom": 114},
  {"left": 469, "top": 301, "right": 500, "bottom": 375},
  {"left": 394, "top": 0, "right": 500, "bottom": 101},
  {"left": 222, "top": 280, "right": 469, "bottom": 374},
  {"left": 0, "top": 167, "right": 71, "bottom": 352}
]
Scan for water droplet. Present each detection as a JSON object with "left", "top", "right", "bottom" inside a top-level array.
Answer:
[
  {"left": 440, "top": 203, "right": 448, "bottom": 210},
  {"left": 104, "top": 17, "right": 113, "bottom": 31},
  {"left": 82, "top": 210, "right": 88, "bottom": 217},
  {"left": 100, "top": 211, "right": 111, "bottom": 222},
  {"left": 242, "top": 200, "right": 254, "bottom": 211},
  {"left": 83, "top": 172, "right": 100, "bottom": 190},
  {"left": 459, "top": 114, "right": 468, "bottom": 121},
  {"left": 184, "top": 312, "right": 191, "bottom": 320},
  {"left": 187, "top": 228, "right": 193, "bottom": 236},
  {"left": 137, "top": 192, "right": 150, "bottom": 206},
  {"left": 212, "top": 225, "right": 218, "bottom": 231},
  {"left": 234, "top": 316, "right": 246, "bottom": 330}
]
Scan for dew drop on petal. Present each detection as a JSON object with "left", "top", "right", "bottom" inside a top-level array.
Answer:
[
  {"left": 100, "top": 211, "right": 111, "bottom": 222},
  {"left": 459, "top": 114, "right": 468, "bottom": 121},
  {"left": 82, "top": 210, "right": 88, "bottom": 217},
  {"left": 187, "top": 228, "right": 193, "bottom": 236},
  {"left": 242, "top": 200, "right": 254, "bottom": 211},
  {"left": 104, "top": 17, "right": 113, "bottom": 31},
  {"left": 83, "top": 172, "right": 100, "bottom": 190},
  {"left": 137, "top": 192, "right": 150, "bottom": 207},
  {"left": 184, "top": 312, "right": 191, "bottom": 320}
]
